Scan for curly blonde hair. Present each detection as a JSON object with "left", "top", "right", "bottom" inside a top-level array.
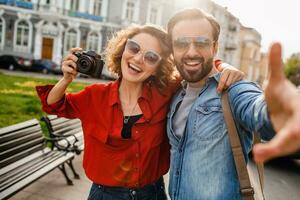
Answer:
[{"left": 104, "top": 24, "right": 176, "bottom": 92}]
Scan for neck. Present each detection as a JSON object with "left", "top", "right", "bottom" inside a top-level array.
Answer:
[
  {"left": 119, "top": 79, "right": 143, "bottom": 103},
  {"left": 188, "top": 65, "right": 218, "bottom": 88}
]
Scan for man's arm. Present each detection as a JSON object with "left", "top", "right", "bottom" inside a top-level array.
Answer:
[
  {"left": 253, "top": 43, "right": 300, "bottom": 163},
  {"left": 227, "top": 81, "right": 274, "bottom": 135}
]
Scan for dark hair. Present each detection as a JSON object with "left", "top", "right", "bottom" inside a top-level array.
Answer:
[
  {"left": 167, "top": 8, "right": 220, "bottom": 42},
  {"left": 104, "top": 24, "right": 176, "bottom": 91}
]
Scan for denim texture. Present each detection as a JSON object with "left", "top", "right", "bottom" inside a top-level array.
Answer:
[
  {"left": 167, "top": 73, "right": 275, "bottom": 200},
  {"left": 87, "top": 177, "right": 167, "bottom": 200}
]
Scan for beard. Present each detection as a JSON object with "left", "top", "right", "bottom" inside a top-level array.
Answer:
[{"left": 175, "top": 56, "right": 214, "bottom": 83}]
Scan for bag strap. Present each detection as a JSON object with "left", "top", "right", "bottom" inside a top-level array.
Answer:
[
  {"left": 221, "top": 92, "right": 264, "bottom": 200},
  {"left": 254, "top": 133, "right": 265, "bottom": 195}
]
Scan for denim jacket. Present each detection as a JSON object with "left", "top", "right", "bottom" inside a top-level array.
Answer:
[{"left": 166, "top": 73, "right": 275, "bottom": 200}]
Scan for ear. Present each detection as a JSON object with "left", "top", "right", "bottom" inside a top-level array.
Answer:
[{"left": 213, "top": 41, "right": 219, "bottom": 56}]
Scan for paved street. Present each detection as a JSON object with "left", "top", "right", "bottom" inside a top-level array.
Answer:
[{"left": 263, "top": 158, "right": 300, "bottom": 200}]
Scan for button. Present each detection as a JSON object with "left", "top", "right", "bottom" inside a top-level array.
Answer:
[
  {"left": 135, "top": 153, "right": 140, "bottom": 158},
  {"left": 131, "top": 190, "right": 136, "bottom": 195},
  {"left": 135, "top": 130, "right": 139, "bottom": 134},
  {"left": 204, "top": 108, "right": 209, "bottom": 112},
  {"left": 176, "top": 170, "right": 180, "bottom": 175}
]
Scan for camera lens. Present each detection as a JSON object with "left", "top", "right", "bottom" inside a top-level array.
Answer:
[
  {"left": 75, "top": 51, "right": 104, "bottom": 77},
  {"left": 81, "top": 60, "right": 88, "bottom": 67},
  {"left": 77, "top": 57, "right": 93, "bottom": 73}
]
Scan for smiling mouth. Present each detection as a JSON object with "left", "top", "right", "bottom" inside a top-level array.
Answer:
[
  {"left": 128, "top": 63, "right": 142, "bottom": 73},
  {"left": 184, "top": 60, "right": 202, "bottom": 67}
]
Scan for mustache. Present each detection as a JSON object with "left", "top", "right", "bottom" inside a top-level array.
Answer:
[{"left": 182, "top": 56, "right": 204, "bottom": 63}]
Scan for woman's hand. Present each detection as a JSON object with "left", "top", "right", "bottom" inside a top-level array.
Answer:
[
  {"left": 217, "top": 63, "right": 245, "bottom": 93},
  {"left": 47, "top": 47, "right": 82, "bottom": 105},
  {"left": 61, "top": 47, "right": 82, "bottom": 83}
]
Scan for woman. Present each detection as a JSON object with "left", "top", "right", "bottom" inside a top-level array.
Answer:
[{"left": 36, "top": 24, "right": 243, "bottom": 200}]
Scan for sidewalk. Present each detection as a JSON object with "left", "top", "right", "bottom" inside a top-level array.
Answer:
[
  {"left": 11, "top": 154, "right": 92, "bottom": 200},
  {"left": 11, "top": 154, "right": 170, "bottom": 200}
]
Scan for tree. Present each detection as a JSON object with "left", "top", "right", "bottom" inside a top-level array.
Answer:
[{"left": 284, "top": 55, "right": 300, "bottom": 86}]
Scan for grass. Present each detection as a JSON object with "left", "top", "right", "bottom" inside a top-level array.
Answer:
[{"left": 0, "top": 72, "right": 88, "bottom": 128}]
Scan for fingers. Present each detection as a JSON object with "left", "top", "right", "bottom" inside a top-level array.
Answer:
[
  {"left": 217, "top": 69, "right": 244, "bottom": 93},
  {"left": 63, "top": 60, "right": 77, "bottom": 74},
  {"left": 268, "top": 42, "right": 284, "bottom": 83},
  {"left": 63, "top": 53, "right": 79, "bottom": 63},
  {"left": 60, "top": 47, "right": 82, "bottom": 82},
  {"left": 69, "top": 47, "right": 82, "bottom": 54},
  {"left": 253, "top": 126, "right": 300, "bottom": 163},
  {"left": 217, "top": 71, "right": 229, "bottom": 93}
]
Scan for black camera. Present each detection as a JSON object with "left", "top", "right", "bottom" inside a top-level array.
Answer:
[{"left": 74, "top": 51, "right": 104, "bottom": 78}]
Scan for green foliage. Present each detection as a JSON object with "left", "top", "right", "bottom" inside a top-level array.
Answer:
[
  {"left": 0, "top": 74, "right": 87, "bottom": 128},
  {"left": 284, "top": 56, "right": 300, "bottom": 86}
]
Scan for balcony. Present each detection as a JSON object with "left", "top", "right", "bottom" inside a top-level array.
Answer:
[
  {"left": 0, "top": 0, "right": 33, "bottom": 10},
  {"left": 69, "top": 11, "right": 103, "bottom": 22}
]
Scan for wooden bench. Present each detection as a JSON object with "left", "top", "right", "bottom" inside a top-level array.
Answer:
[
  {"left": 41, "top": 115, "right": 84, "bottom": 155},
  {"left": 0, "top": 119, "right": 77, "bottom": 200}
]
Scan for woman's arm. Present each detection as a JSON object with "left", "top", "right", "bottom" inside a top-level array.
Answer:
[
  {"left": 216, "top": 61, "right": 245, "bottom": 93},
  {"left": 47, "top": 47, "right": 81, "bottom": 105}
]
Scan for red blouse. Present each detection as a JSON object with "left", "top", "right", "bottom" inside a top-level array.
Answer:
[{"left": 36, "top": 80, "right": 177, "bottom": 188}]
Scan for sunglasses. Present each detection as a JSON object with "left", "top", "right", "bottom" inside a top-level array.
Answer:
[
  {"left": 173, "top": 36, "right": 214, "bottom": 51},
  {"left": 125, "top": 39, "right": 162, "bottom": 66}
]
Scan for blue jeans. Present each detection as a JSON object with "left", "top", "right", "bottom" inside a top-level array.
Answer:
[{"left": 87, "top": 177, "right": 167, "bottom": 200}]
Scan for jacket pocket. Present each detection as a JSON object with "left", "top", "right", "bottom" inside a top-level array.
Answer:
[{"left": 193, "top": 106, "right": 225, "bottom": 141}]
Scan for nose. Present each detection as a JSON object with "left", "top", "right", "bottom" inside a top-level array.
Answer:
[
  {"left": 185, "top": 43, "right": 199, "bottom": 57},
  {"left": 132, "top": 51, "right": 143, "bottom": 63}
]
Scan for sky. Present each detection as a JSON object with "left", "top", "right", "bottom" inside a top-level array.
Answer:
[{"left": 212, "top": 0, "right": 300, "bottom": 59}]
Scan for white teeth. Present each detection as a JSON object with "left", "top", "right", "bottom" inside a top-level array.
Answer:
[
  {"left": 129, "top": 64, "right": 142, "bottom": 72},
  {"left": 186, "top": 61, "right": 201, "bottom": 65}
]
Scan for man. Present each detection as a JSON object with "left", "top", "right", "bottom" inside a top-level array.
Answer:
[{"left": 166, "top": 8, "right": 300, "bottom": 200}]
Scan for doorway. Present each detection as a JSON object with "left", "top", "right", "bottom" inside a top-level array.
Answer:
[{"left": 41, "top": 37, "right": 53, "bottom": 60}]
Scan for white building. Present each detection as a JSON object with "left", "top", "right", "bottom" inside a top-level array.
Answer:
[
  {"left": 0, "top": 0, "right": 247, "bottom": 69},
  {"left": 0, "top": 0, "right": 174, "bottom": 65}
]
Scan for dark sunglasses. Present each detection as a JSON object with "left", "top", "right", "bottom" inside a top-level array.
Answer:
[
  {"left": 125, "top": 39, "right": 162, "bottom": 66},
  {"left": 173, "top": 36, "right": 214, "bottom": 51}
]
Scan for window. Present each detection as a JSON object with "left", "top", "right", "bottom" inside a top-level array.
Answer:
[
  {"left": 0, "top": 18, "right": 4, "bottom": 46},
  {"left": 149, "top": 7, "right": 158, "bottom": 24},
  {"left": 125, "top": 0, "right": 135, "bottom": 21},
  {"left": 70, "top": 0, "right": 80, "bottom": 12},
  {"left": 94, "top": 0, "right": 103, "bottom": 16},
  {"left": 65, "top": 29, "right": 78, "bottom": 52},
  {"left": 16, "top": 21, "right": 29, "bottom": 48},
  {"left": 87, "top": 32, "right": 100, "bottom": 52}
]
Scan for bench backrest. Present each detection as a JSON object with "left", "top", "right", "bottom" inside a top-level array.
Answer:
[
  {"left": 0, "top": 119, "right": 45, "bottom": 169},
  {"left": 41, "top": 115, "right": 82, "bottom": 137}
]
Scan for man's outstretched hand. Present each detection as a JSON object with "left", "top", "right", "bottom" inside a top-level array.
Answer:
[{"left": 253, "top": 42, "right": 300, "bottom": 163}]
